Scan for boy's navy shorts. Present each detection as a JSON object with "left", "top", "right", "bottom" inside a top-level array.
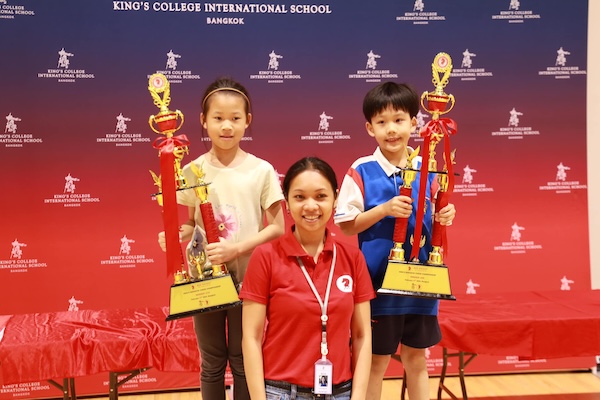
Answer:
[{"left": 371, "top": 314, "right": 442, "bottom": 355}]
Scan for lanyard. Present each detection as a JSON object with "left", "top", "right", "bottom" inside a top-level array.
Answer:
[{"left": 296, "top": 244, "right": 337, "bottom": 359}]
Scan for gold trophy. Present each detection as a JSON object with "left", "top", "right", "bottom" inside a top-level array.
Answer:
[
  {"left": 148, "top": 73, "right": 240, "bottom": 320},
  {"left": 378, "top": 53, "right": 457, "bottom": 300}
]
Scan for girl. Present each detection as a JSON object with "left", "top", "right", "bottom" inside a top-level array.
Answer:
[
  {"left": 240, "top": 157, "right": 375, "bottom": 400},
  {"left": 164, "top": 77, "right": 285, "bottom": 400}
]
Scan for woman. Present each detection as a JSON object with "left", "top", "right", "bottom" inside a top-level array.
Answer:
[{"left": 240, "top": 157, "right": 375, "bottom": 400}]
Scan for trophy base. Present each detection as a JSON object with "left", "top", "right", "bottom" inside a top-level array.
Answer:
[
  {"left": 167, "top": 274, "right": 241, "bottom": 321},
  {"left": 377, "top": 260, "right": 456, "bottom": 301}
]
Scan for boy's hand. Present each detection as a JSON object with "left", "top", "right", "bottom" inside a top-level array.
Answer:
[
  {"left": 435, "top": 203, "right": 456, "bottom": 226},
  {"left": 384, "top": 195, "right": 413, "bottom": 218}
]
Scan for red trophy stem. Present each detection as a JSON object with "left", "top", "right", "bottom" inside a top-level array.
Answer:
[
  {"left": 393, "top": 186, "right": 413, "bottom": 244},
  {"left": 200, "top": 202, "right": 220, "bottom": 244}
]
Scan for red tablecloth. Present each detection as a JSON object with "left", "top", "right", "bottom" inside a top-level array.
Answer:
[
  {"left": 0, "top": 307, "right": 200, "bottom": 385},
  {"left": 438, "top": 290, "right": 600, "bottom": 359},
  {"left": 2, "top": 291, "right": 599, "bottom": 386}
]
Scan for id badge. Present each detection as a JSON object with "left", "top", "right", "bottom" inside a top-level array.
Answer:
[{"left": 313, "top": 358, "right": 333, "bottom": 395}]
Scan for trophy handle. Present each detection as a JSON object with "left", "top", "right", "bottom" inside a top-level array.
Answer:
[
  {"left": 149, "top": 115, "right": 161, "bottom": 134},
  {"left": 420, "top": 92, "right": 428, "bottom": 113},
  {"left": 175, "top": 109, "right": 185, "bottom": 130},
  {"left": 442, "top": 95, "right": 455, "bottom": 115}
]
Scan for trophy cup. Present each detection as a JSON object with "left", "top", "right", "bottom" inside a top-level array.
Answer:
[
  {"left": 148, "top": 73, "right": 240, "bottom": 320},
  {"left": 378, "top": 52, "right": 457, "bottom": 300}
]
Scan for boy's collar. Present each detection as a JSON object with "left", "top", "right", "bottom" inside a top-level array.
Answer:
[{"left": 373, "top": 146, "right": 415, "bottom": 177}]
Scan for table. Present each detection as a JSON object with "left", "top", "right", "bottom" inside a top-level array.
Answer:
[
  {"left": 2, "top": 291, "right": 599, "bottom": 400},
  {"left": 433, "top": 290, "right": 600, "bottom": 399},
  {"left": 0, "top": 307, "right": 200, "bottom": 399}
]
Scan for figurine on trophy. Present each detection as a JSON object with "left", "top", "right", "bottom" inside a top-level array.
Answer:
[
  {"left": 186, "top": 225, "right": 212, "bottom": 280},
  {"left": 149, "top": 170, "right": 163, "bottom": 207},
  {"left": 173, "top": 146, "right": 189, "bottom": 190}
]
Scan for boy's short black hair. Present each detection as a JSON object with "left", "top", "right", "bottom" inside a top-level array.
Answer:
[{"left": 362, "top": 82, "right": 420, "bottom": 121}]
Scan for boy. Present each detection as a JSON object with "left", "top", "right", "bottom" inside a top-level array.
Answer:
[{"left": 334, "top": 82, "right": 456, "bottom": 400}]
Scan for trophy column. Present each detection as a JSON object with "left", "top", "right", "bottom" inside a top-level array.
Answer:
[
  {"left": 190, "top": 162, "right": 229, "bottom": 278},
  {"left": 388, "top": 147, "right": 420, "bottom": 263},
  {"left": 148, "top": 73, "right": 188, "bottom": 283},
  {"left": 428, "top": 151, "right": 455, "bottom": 266}
]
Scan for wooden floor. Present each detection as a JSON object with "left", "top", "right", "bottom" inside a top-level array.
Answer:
[{"left": 87, "top": 369, "right": 600, "bottom": 399}]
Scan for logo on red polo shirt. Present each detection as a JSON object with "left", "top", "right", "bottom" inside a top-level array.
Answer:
[{"left": 336, "top": 275, "right": 353, "bottom": 293}]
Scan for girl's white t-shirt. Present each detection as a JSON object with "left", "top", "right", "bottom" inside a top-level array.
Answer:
[{"left": 177, "top": 153, "right": 284, "bottom": 282}]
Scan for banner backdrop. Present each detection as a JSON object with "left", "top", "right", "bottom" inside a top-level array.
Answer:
[{"left": 0, "top": 0, "right": 591, "bottom": 398}]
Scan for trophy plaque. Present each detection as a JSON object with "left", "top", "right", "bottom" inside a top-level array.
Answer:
[
  {"left": 148, "top": 73, "right": 241, "bottom": 321},
  {"left": 378, "top": 53, "right": 457, "bottom": 300}
]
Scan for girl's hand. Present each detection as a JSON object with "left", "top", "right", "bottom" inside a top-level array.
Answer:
[
  {"left": 157, "top": 231, "right": 166, "bottom": 252},
  {"left": 206, "top": 237, "right": 239, "bottom": 265},
  {"left": 384, "top": 195, "right": 413, "bottom": 218},
  {"left": 157, "top": 225, "right": 194, "bottom": 252},
  {"left": 435, "top": 203, "right": 456, "bottom": 226}
]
